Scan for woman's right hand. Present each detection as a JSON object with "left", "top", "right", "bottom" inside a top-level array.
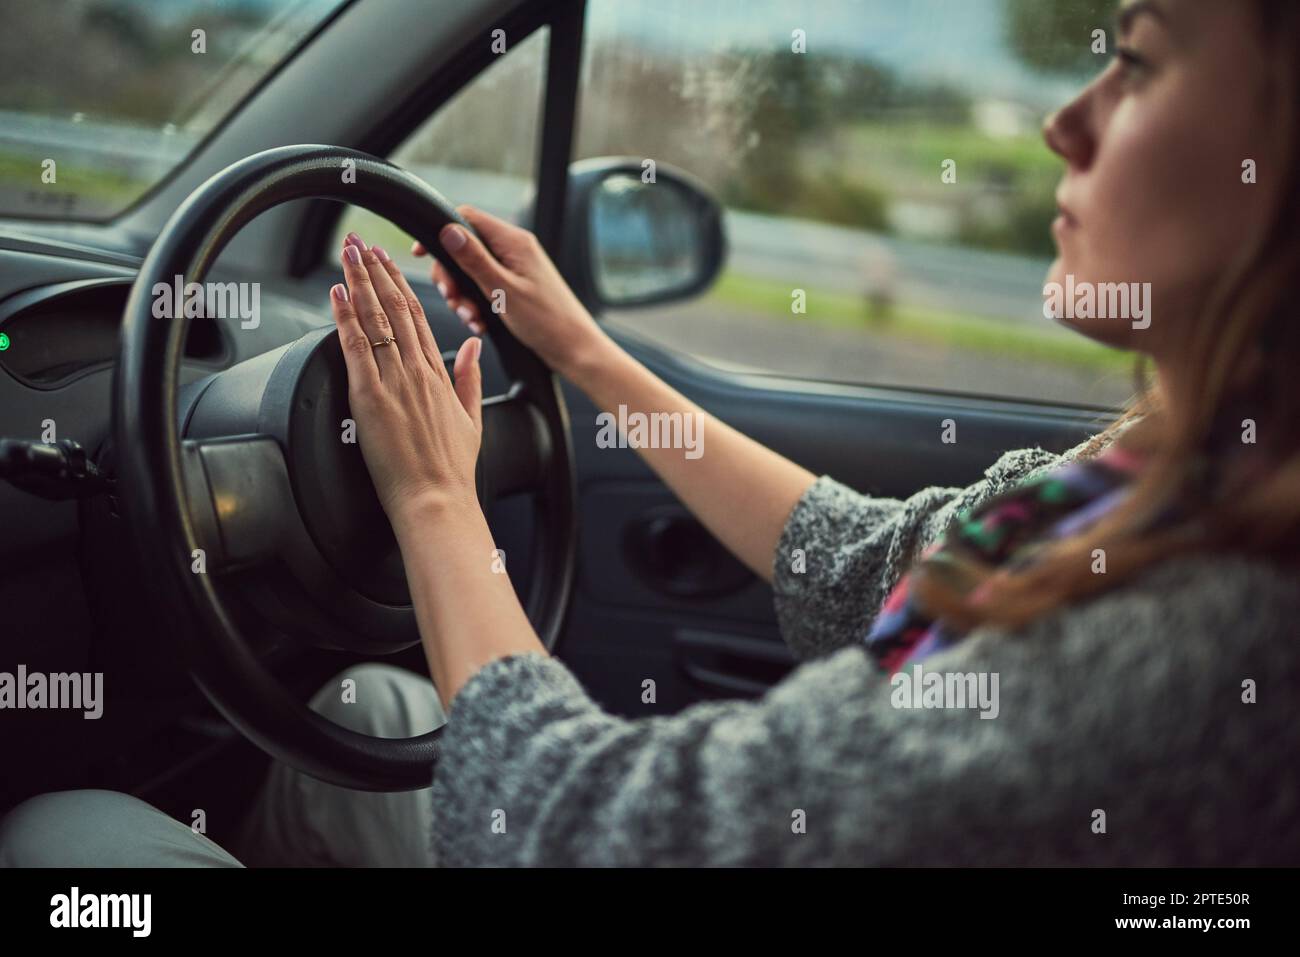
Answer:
[
  {"left": 412, "top": 205, "right": 608, "bottom": 380},
  {"left": 415, "top": 210, "right": 816, "bottom": 588}
]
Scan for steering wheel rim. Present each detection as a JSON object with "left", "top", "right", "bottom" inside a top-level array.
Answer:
[{"left": 113, "top": 144, "right": 576, "bottom": 791}]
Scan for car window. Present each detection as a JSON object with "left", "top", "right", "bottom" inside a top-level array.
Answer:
[
  {"left": 332, "top": 27, "right": 549, "bottom": 275},
  {"left": 0, "top": 0, "right": 348, "bottom": 220},
  {"left": 576, "top": 0, "right": 1130, "bottom": 408}
]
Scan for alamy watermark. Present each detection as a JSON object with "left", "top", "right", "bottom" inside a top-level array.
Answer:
[
  {"left": 151, "top": 274, "right": 260, "bottom": 329},
  {"left": 0, "top": 665, "right": 103, "bottom": 719},
  {"left": 50, "top": 887, "right": 150, "bottom": 937},
  {"left": 595, "top": 404, "right": 704, "bottom": 459},
  {"left": 890, "top": 665, "right": 1000, "bottom": 720},
  {"left": 1043, "top": 273, "right": 1151, "bottom": 330}
]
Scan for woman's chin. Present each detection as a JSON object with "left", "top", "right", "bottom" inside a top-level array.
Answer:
[
  {"left": 1042, "top": 257, "right": 1069, "bottom": 326},
  {"left": 1044, "top": 255, "right": 1067, "bottom": 291}
]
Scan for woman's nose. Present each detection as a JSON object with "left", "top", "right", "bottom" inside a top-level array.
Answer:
[{"left": 1043, "top": 95, "right": 1094, "bottom": 169}]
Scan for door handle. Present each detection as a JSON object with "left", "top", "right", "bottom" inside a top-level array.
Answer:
[
  {"left": 674, "top": 629, "right": 796, "bottom": 698},
  {"left": 623, "top": 506, "right": 753, "bottom": 598}
]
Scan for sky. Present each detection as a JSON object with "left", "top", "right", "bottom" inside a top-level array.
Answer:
[
  {"left": 585, "top": 0, "right": 1094, "bottom": 109},
  {"left": 106, "top": 0, "right": 1099, "bottom": 110}
]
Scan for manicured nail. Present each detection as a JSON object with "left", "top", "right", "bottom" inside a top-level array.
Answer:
[
  {"left": 411, "top": 240, "right": 424, "bottom": 256},
  {"left": 441, "top": 224, "right": 466, "bottom": 252},
  {"left": 345, "top": 232, "right": 366, "bottom": 250},
  {"left": 372, "top": 245, "right": 390, "bottom": 263},
  {"left": 456, "top": 304, "right": 474, "bottom": 322},
  {"left": 436, "top": 282, "right": 448, "bottom": 298},
  {"left": 345, "top": 245, "right": 362, "bottom": 265},
  {"left": 469, "top": 336, "right": 483, "bottom": 361},
  {"left": 331, "top": 283, "right": 348, "bottom": 302}
]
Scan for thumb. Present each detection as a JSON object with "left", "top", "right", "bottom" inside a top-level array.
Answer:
[
  {"left": 440, "top": 222, "right": 507, "bottom": 299},
  {"left": 453, "top": 336, "right": 483, "bottom": 431}
]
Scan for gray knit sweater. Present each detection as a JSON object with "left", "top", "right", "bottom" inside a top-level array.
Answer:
[{"left": 428, "top": 438, "right": 1300, "bottom": 866}]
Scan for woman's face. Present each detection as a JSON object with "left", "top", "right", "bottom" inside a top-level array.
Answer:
[{"left": 1042, "top": 0, "right": 1280, "bottom": 358}]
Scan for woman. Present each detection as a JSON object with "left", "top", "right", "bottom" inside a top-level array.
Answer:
[{"left": 3, "top": 0, "right": 1298, "bottom": 867}]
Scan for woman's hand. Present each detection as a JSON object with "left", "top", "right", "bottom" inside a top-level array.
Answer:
[
  {"left": 413, "top": 205, "right": 609, "bottom": 380},
  {"left": 328, "top": 234, "right": 483, "bottom": 531}
]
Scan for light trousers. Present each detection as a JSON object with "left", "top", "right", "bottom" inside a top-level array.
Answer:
[{"left": 0, "top": 664, "right": 446, "bottom": 867}]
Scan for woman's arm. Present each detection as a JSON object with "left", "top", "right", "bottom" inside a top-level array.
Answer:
[
  {"left": 427, "top": 553, "right": 1292, "bottom": 865},
  {"left": 328, "top": 236, "right": 545, "bottom": 709},
  {"left": 417, "top": 208, "right": 816, "bottom": 583},
  {"left": 772, "top": 446, "right": 1066, "bottom": 661}
]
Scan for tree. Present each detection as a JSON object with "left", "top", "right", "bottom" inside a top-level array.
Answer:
[{"left": 1004, "top": 0, "right": 1115, "bottom": 75}]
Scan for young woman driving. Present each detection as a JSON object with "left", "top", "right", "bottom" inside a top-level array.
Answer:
[{"left": 3, "top": 0, "right": 1297, "bottom": 867}]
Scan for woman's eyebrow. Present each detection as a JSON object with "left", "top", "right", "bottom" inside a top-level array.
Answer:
[{"left": 1116, "top": 0, "right": 1169, "bottom": 37}]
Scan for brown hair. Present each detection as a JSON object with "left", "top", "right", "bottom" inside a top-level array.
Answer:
[{"left": 913, "top": 0, "right": 1300, "bottom": 633}]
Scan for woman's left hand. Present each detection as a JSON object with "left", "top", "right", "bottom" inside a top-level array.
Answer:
[{"left": 328, "top": 233, "right": 483, "bottom": 532}]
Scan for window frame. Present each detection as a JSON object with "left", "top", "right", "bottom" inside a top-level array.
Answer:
[{"left": 290, "top": 0, "right": 587, "bottom": 275}]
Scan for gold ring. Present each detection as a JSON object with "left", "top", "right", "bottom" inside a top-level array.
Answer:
[{"left": 370, "top": 336, "right": 395, "bottom": 348}]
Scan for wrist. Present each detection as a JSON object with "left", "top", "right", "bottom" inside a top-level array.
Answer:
[
  {"left": 558, "top": 328, "right": 624, "bottom": 391},
  {"left": 390, "top": 489, "right": 487, "bottom": 542}
]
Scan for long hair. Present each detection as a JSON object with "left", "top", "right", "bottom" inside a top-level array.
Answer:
[{"left": 913, "top": 0, "right": 1300, "bottom": 633}]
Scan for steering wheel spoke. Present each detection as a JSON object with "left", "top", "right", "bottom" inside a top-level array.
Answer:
[
  {"left": 480, "top": 389, "right": 551, "bottom": 500},
  {"left": 181, "top": 435, "right": 293, "bottom": 574}
]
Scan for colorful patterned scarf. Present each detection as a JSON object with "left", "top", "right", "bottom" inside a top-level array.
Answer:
[{"left": 864, "top": 442, "right": 1153, "bottom": 674}]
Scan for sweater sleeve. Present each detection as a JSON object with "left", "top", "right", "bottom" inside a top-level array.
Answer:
[
  {"left": 771, "top": 445, "right": 1068, "bottom": 661},
  {"left": 428, "top": 555, "right": 1299, "bottom": 867}
]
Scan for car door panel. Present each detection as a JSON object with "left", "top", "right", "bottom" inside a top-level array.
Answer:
[{"left": 557, "top": 327, "right": 1108, "bottom": 715}]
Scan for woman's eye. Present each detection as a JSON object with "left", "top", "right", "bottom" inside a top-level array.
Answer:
[{"left": 1114, "top": 46, "right": 1149, "bottom": 83}]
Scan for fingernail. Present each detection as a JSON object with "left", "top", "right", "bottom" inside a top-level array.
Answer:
[
  {"left": 411, "top": 240, "right": 423, "bottom": 256},
  {"left": 331, "top": 283, "right": 349, "bottom": 302},
  {"left": 345, "top": 232, "right": 366, "bottom": 250},
  {"left": 436, "top": 282, "right": 448, "bottom": 298},
  {"left": 345, "top": 245, "right": 362, "bottom": 265},
  {"left": 469, "top": 336, "right": 483, "bottom": 361},
  {"left": 456, "top": 304, "right": 474, "bottom": 322},
  {"left": 372, "top": 245, "right": 390, "bottom": 263},
  {"left": 441, "top": 224, "right": 466, "bottom": 252}
]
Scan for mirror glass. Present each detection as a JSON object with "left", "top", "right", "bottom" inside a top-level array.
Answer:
[{"left": 589, "top": 173, "right": 711, "bottom": 305}]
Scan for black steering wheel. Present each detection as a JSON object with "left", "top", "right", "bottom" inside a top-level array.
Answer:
[{"left": 112, "top": 145, "right": 576, "bottom": 790}]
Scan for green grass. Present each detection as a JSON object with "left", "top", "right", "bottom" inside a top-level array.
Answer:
[
  {"left": 704, "top": 270, "right": 1133, "bottom": 374},
  {"left": 335, "top": 206, "right": 417, "bottom": 253},
  {"left": 843, "top": 120, "right": 1063, "bottom": 181},
  {"left": 0, "top": 150, "right": 148, "bottom": 213}
]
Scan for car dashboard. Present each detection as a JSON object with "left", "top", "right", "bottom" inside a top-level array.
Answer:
[{"left": 0, "top": 228, "right": 465, "bottom": 809}]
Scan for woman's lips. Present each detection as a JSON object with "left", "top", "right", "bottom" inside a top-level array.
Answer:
[
  {"left": 1052, "top": 200, "right": 1079, "bottom": 238},
  {"left": 1055, "top": 195, "right": 1076, "bottom": 231}
]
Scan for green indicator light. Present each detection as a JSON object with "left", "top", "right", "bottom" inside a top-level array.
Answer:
[{"left": 0, "top": 332, "right": 9, "bottom": 351}]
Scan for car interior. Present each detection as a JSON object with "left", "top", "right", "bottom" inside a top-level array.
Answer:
[{"left": 0, "top": 0, "right": 1118, "bottom": 845}]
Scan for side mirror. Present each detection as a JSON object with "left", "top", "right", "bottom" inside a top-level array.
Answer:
[{"left": 558, "top": 157, "right": 726, "bottom": 312}]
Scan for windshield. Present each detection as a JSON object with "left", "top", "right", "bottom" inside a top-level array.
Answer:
[{"left": 0, "top": 0, "right": 348, "bottom": 221}]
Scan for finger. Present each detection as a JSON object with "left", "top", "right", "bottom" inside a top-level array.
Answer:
[
  {"left": 457, "top": 205, "right": 522, "bottom": 249},
  {"left": 361, "top": 245, "right": 423, "bottom": 374},
  {"left": 431, "top": 261, "right": 459, "bottom": 303},
  {"left": 341, "top": 244, "right": 402, "bottom": 377},
  {"left": 452, "top": 335, "right": 483, "bottom": 433},
  {"left": 447, "top": 296, "right": 485, "bottom": 336},
  {"left": 374, "top": 248, "right": 446, "bottom": 375},
  {"left": 328, "top": 282, "right": 381, "bottom": 391},
  {"left": 438, "top": 220, "right": 509, "bottom": 304},
  {"left": 411, "top": 239, "right": 426, "bottom": 257}
]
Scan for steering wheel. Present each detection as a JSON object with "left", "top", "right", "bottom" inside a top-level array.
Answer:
[{"left": 112, "top": 145, "right": 577, "bottom": 790}]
